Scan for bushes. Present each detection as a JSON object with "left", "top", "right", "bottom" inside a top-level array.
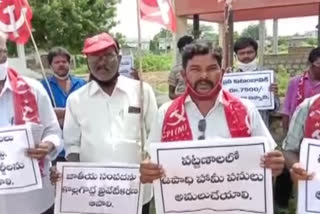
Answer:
[
  {"left": 276, "top": 65, "right": 290, "bottom": 97},
  {"left": 134, "top": 53, "right": 173, "bottom": 72}
]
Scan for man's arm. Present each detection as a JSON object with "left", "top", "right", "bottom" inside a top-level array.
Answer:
[
  {"left": 281, "top": 78, "right": 295, "bottom": 133},
  {"left": 283, "top": 150, "right": 299, "bottom": 169},
  {"left": 63, "top": 95, "right": 81, "bottom": 162},
  {"left": 168, "top": 65, "right": 180, "bottom": 100},
  {"left": 34, "top": 81, "right": 63, "bottom": 160}
]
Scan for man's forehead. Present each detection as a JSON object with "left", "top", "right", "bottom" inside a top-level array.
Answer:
[
  {"left": 189, "top": 55, "right": 219, "bottom": 64},
  {"left": 238, "top": 46, "right": 255, "bottom": 52},
  {"left": 88, "top": 46, "right": 116, "bottom": 56}
]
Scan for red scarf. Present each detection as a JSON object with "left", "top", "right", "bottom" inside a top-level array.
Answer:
[
  {"left": 7, "top": 69, "right": 44, "bottom": 175},
  {"left": 161, "top": 89, "right": 251, "bottom": 142},
  {"left": 304, "top": 95, "right": 320, "bottom": 139}
]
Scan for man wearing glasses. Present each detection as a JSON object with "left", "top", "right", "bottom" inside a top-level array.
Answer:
[{"left": 140, "top": 41, "right": 284, "bottom": 183}]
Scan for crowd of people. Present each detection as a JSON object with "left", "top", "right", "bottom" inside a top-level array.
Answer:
[{"left": 0, "top": 29, "right": 319, "bottom": 213}]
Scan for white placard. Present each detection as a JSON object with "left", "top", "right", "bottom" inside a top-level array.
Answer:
[
  {"left": 119, "top": 55, "right": 134, "bottom": 78},
  {"left": 150, "top": 137, "right": 273, "bottom": 214},
  {"left": 0, "top": 125, "right": 42, "bottom": 194},
  {"left": 223, "top": 70, "right": 274, "bottom": 110},
  {"left": 298, "top": 138, "right": 320, "bottom": 214},
  {"left": 55, "top": 162, "right": 143, "bottom": 214}
]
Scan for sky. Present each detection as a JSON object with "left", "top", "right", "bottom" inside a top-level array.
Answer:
[{"left": 112, "top": 0, "right": 319, "bottom": 41}]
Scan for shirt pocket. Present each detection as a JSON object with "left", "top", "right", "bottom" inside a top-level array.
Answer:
[{"left": 123, "top": 112, "right": 141, "bottom": 140}]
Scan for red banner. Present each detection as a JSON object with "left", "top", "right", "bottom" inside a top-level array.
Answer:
[
  {"left": 140, "top": 0, "right": 176, "bottom": 32},
  {"left": 0, "top": 0, "right": 33, "bottom": 44}
]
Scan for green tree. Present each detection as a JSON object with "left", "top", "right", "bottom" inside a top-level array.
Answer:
[
  {"left": 149, "top": 28, "right": 172, "bottom": 53},
  {"left": 241, "top": 24, "right": 266, "bottom": 41},
  {"left": 29, "top": 0, "right": 118, "bottom": 53},
  {"left": 306, "top": 38, "right": 317, "bottom": 47}
]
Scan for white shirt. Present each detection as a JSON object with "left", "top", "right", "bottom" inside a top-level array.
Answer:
[
  {"left": 63, "top": 76, "right": 158, "bottom": 204},
  {"left": 148, "top": 91, "right": 276, "bottom": 150},
  {"left": 0, "top": 76, "right": 63, "bottom": 214}
]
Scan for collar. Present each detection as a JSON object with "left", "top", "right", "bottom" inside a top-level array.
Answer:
[
  {"left": 49, "top": 74, "right": 75, "bottom": 84},
  {"left": 0, "top": 77, "right": 12, "bottom": 97},
  {"left": 88, "top": 75, "right": 128, "bottom": 96}
]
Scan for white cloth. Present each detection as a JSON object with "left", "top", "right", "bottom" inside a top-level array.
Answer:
[
  {"left": 0, "top": 76, "right": 63, "bottom": 214},
  {"left": 63, "top": 76, "right": 158, "bottom": 204},
  {"left": 148, "top": 91, "right": 276, "bottom": 150},
  {"left": 236, "top": 59, "right": 258, "bottom": 72},
  {"left": 0, "top": 60, "right": 8, "bottom": 80}
]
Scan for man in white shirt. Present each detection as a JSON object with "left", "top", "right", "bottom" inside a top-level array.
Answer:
[
  {"left": 62, "top": 32, "right": 158, "bottom": 214},
  {"left": 140, "top": 41, "right": 284, "bottom": 184},
  {"left": 0, "top": 33, "right": 62, "bottom": 214}
]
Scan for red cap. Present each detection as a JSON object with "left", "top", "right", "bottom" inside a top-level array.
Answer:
[{"left": 82, "top": 33, "right": 117, "bottom": 54}]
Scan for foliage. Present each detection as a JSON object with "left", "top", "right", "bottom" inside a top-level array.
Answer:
[
  {"left": 28, "top": 0, "right": 118, "bottom": 53},
  {"left": 73, "top": 64, "right": 88, "bottom": 75},
  {"left": 276, "top": 65, "right": 290, "bottom": 97},
  {"left": 306, "top": 38, "right": 317, "bottom": 47},
  {"left": 149, "top": 28, "right": 173, "bottom": 53},
  {"left": 134, "top": 52, "right": 173, "bottom": 72},
  {"left": 241, "top": 24, "right": 267, "bottom": 41}
]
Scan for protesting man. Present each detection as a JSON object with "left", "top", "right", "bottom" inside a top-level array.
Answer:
[
  {"left": 282, "top": 93, "right": 320, "bottom": 184},
  {"left": 0, "top": 33, "right": 63, "bottom": 214},
  {"left": 140, "top": 41, "right": 284, "bottom": 184},
  {"left": 282, "top": 47, "right": 320, "bottom": 132},
  {"left": 232, "top": 37, "right": 280, "bottom": 128},
  {"left": 168, "top": 35, "right": 193, "bottom": 99},
  {"left": 41, "top": 47, "right": 86, "bottom": 163},
  {"left": 60, "top": 32, "right": 157, "bottom": 214}
]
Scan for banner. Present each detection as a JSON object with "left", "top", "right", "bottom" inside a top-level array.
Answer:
[
  {"left": 54, "top": 162, "right": 143, "bottom": 214},
  {"left": 140, "top": 0, "right": 176, "bottom": 32},
  {"left": 298, "top": 138, "right": 320, "bottom": 214},
  {"left": 223, "top": 71, "right": 274, "bottom": 110},
  {"left": 150, "top": 137, "right": 273, "bottom": 214},
  {"left": 119, "top": 55, "right": 134, "bottom": 78},
  {"left": 0, "top": 125, "right": 42, "bottom": 194},
  {"left": 0, "top": 0, "right": 33, "bottom": 44}
]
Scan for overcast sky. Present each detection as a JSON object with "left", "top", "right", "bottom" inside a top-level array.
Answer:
[{"left": 112, "top": 0, "right": 318, "bottom": 40}]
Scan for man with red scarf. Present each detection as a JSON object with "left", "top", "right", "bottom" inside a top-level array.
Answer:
[
  {"left": 140, "top": 41, "right": 284, "bottom": 184},
  {"left": 283, "top": 93, "right": 320, "bottom": 183},
  {"left": 0, "top": 32, "right": 62, "bottom": 214},
  {"left": 282, "top": 47, "right": 320, "bottom": 132}
]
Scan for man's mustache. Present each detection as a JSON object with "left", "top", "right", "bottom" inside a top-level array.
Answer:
[{"left": 195, "top": 80, "right": 214, "bottom": 88}]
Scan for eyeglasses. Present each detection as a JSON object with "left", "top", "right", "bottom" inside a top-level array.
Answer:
[{"left": 198, "top": 119, "right": 206, "bottom": 140}]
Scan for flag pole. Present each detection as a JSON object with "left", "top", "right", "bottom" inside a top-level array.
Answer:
[
  {"left": 136, "top": 0, "right": 146, "bottom": 160},
  {"left": 17, "top": 0, "right": 57, "bottom": 107}
]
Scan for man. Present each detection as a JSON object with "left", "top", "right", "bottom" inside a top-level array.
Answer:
[
  {"left": 283, "top": 94, "right": 319, "bottom": 184},
  {"left": 140, "top": 41, "right": 284, "bottom": 184},
  {"left": 41, "top": 47, "right": 86, "bottom": 163},
  {"left": 233, "top": 37, "right": 280, "bottom": 128},
  {"left": 282, "top": 47, "right": 320, "bottom": 132},
  {"left": 0, "top": 33, "right": 62, "bottom": 214},
  {"left": 62, "top": 33, "right": 158, "bottom": 214},
  {"left": 168, "top": 35, "right": 193, "bottom": 99},
  {"left": 41, "top": 47, "right": 86, "bottom": 128}
]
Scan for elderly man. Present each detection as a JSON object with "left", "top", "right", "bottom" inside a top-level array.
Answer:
[
  {"left": 62, "top": 32, "right": 158, "bottom": 214},
  {"left": 140, "top": 41, "right": 284, "bottom": 185},
  {"left": 0, "top": 33, "right": 62, "bottom": 214}
]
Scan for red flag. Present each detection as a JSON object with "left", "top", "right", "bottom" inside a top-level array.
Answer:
[
  {"left": 0, "top": 0, "right": 33, "bottom": 44},
  {"left": 140, "top": 0, "right": 176, "bottom": 32}
]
